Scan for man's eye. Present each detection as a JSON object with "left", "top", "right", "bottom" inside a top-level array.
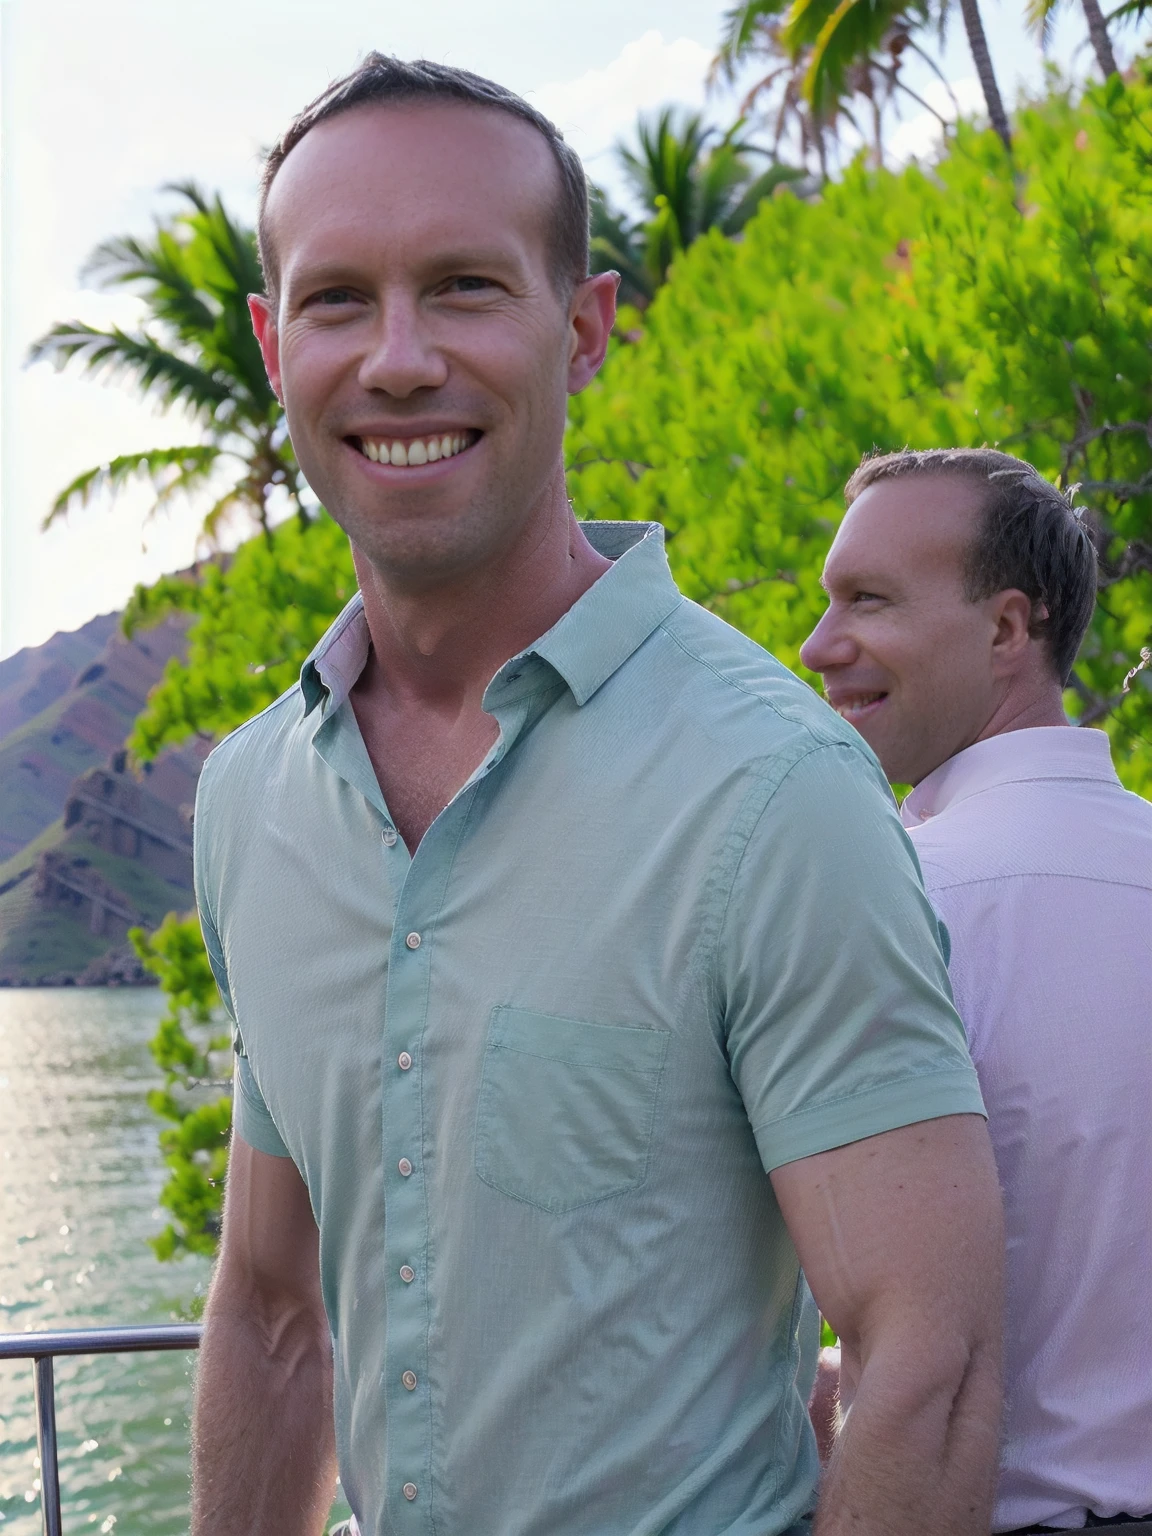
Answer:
[
  {"left": 311, "top": 289, "right": 356, "bottom": 306},
  {"left": 447, "top": 276, "right": 495, "bottom": 293},
  {"left": 853, "top": 592, "right": 884, "bottom": 603}
]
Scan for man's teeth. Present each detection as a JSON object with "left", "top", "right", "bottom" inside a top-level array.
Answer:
[
  {"left": 837, "top": 694, "right": 885, "bottom": 715},
  {"left": 358, "top": 433, "right": 471, "bottom": 466}
]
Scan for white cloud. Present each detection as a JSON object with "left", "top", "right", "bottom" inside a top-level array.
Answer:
[
  {"left": 887, "top": 76, "right": 987, "bottom": 165},
  {"left": 529, "top": 31, "right": 714, "bottom": 195}
]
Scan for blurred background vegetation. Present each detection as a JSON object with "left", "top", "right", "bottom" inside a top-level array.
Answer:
[{"left": 28, "top": 2, "right": 1152, "bottom": 1261}]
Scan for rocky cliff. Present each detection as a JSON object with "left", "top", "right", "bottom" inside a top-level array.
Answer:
[{"left": 0, "top": 612, "right": 207, "bottom": 986}]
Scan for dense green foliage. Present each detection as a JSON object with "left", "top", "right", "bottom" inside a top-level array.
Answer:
[
  {"left": 124, "top": 512, "right": 356, "bottom": 759},
  {"left": 115, "top": 72, "right": 1151, "bottom": 1260},
  {"left": 129, "top": 913, "right": 232, "bottom": 1260}
]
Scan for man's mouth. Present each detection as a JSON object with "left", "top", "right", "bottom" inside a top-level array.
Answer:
[
  {"left": 349, "top": 430, "right": 482, "bottom": 468},
  {"left": 830, "top": 691, "right": 888, "bottom": 723}
]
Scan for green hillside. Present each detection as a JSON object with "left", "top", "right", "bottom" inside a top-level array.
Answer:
[{"left": 0, "top": 835, "right": 194, "bottom": 985}]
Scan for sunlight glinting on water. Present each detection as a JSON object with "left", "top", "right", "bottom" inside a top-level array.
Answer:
[{"left": 0, "top": 989, "right": 211, "bottom": 1533}]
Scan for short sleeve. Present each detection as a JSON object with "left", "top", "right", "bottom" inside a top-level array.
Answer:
[
  {"left": 195, "top": 771, "right": 292, "bottom": 1160},
  {"left": 719, "top": 741, "right": 984, "bottom": 1172}
]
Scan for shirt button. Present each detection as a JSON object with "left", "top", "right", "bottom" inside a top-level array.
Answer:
[
  {"left": 405, "top": 932, "right": 421, "bottom": 950},
  {"left": 402, "top": 1370, "right": 417, "bottom": 1390},
  {"left": 398, "top": 1157, "right": 413, "bottom": 1177},
  {"left": 402, "top": 1482, "right": 418, "bottom": 1501},
  {"left": 399, "top": 1265, "right": 415, "bottom": 1283},
  {"left": 397, "top": 1051, "right": 413, "bottom": 1071},
  {"left": 381, "top": 826, "right": 398, "bottom": 846}
]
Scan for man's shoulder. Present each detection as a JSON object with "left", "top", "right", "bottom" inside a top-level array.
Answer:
[
  {"left": 654, "top": 598, "right": 870, "bottom": 764},
  {"left": 909, "top": 771, "right": 1152, "bottom": 895},
  {"left": 197, "top": 682, "right": 308, "bottom": 807}
]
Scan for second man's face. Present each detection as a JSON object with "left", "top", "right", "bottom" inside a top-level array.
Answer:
[
  {"left": 800, "top": 477, "right": 1007, "bottom": 786},
  {"left": 253, "top": 102, "right": 602, "bottom": 589}
]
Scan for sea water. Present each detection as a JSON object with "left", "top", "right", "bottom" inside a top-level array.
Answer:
[{"left": 0, "top": 988, "right": 209, "bottom": 1532}]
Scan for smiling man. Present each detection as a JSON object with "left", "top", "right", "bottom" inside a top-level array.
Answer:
[
  {"left": 190, "top": 60, "right": 1004, "bottom": 1536},
  {"left": 802, "top": 448, "right": 1152, "bottom": 1535}
]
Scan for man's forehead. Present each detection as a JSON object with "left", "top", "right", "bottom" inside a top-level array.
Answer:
[
  {"left": 265, "top": 99, "right": 557, "bottom": 223},
  {"left": 819, "top": 477, "right": 981, "bottom": 595}
]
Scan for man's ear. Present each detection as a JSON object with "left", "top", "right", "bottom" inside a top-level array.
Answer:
[
  {"left": 248, "top": 294, "right": 284, "bottom": 404},
  {"left": 567, "top": 271, "right": 619, "bottom": 396},
  {"left": 989, "top": 589, "right": 1038, "bottom": 678}
]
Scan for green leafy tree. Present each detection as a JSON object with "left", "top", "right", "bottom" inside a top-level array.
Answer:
[
  {"left": 27, "top": 183, "right": 306, "bottom": 541},
  {"left": 129, "top": 913, "right": 232, "bottom": 1261}
]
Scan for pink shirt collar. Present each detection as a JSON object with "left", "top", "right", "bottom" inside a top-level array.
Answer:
[{"left": 900, "top": 725, "right": 1120, "bottom": 828}]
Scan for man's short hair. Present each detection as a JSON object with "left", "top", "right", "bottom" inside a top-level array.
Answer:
[
  {"left": 844, "top": 447, "right": 1098, "bottom": 683},
  {"left": 257, "top": 54, "right": 589, "bottom": 303}
]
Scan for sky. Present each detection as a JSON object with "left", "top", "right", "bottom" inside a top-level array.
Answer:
[{"left": 0, "top": 0, "right": 1115, "bottom": 657}]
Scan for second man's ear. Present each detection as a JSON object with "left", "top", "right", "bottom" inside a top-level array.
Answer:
[{"left": 989, "top": 589, "right": 1040, "bottom": 676}]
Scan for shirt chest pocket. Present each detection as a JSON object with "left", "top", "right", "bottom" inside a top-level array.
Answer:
[{"left": 474, "top": 1007, "right": 670, "bottom": 1215}]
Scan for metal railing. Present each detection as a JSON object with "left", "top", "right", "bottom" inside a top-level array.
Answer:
[{"left": 0, "top": 1323, "right": 202, "bottom": 1536}]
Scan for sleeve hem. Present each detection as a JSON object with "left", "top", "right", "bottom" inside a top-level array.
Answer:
[
  {"left": 753, "top": 1068, "right": 987, "bottom": 1172},
  {"left": 233, "top": 1060, "right": 293, "bottom": 1159}
]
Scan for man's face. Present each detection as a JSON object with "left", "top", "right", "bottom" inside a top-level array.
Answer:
[
  {"left": 254, "top": 102, "right": 607, "bottom": 587},
  {"left": 800, "top": 476, "right": 1009, "bottom": 785}
]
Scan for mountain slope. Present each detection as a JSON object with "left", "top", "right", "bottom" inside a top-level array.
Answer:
[
  {"left": 0, "top": 613, "right": 193, "bottom": 863},
  {"left": 0, "top": 612, "right": 118, "bottom": 739},
  {"left": 0, "top": 606, "right": 207, "bottom": 985}
]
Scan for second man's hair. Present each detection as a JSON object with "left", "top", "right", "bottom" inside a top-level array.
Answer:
[{"left": 846, "top": 447, "right": 1098, "bottom": 683}]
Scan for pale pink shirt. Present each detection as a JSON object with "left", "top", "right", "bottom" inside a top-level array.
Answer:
[{"left": 902, "top": 726, "right": 1152, "bottom": 1532}]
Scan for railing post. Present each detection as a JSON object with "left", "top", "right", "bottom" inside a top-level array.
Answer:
[{"left": 33, "top": 1354, "right": 63, "bottom": 1536}]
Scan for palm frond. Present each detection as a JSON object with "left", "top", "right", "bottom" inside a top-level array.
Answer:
[
  {"left": 197, "top": 479, "right": 266, "bottom": 548},
  {"left": 27, "top": 321, "right": 234, "bottom": 416},
  {"left": 1023, "top": 0, "right": 1062, "bottom": 45},
  {"left": 588, "top": 188, "right": 653, "bottom": 306},
  {"left": 713, "top": 0, "right": 793, "bottom": 83},
  {"left": 43, "top": 445, "right": 222, "bottom": 528},
  {"left": 83, "top": 232, "right": 221, "bottom": 337},
  {"left": 793, "top": 0, "right": 901, "bottom": 115},
  {"left": 82, "top": 184, "right": 272, "bottom": 408}
]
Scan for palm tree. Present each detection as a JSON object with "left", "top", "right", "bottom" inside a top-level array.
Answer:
[
  {"left": 1025, "top": 0, "right": 1119, "bottom": 78},
  {"left": 714, "top": 0, "right": 1012, "bottom": 159},
  {"left": 28, "top": 183, "right": 306, "bottom": 542},
  {"left": 590, "top": 108, "right": 804, "bottom": 303}
]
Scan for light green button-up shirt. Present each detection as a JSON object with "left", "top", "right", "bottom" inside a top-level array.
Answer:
[{"left": 195, "top": 521, "right": 983, "bottom": 1536}]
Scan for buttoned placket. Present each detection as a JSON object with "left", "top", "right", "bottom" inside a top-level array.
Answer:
[{"left": 367, "top": 668, "right": 546, "bottom": 1531}]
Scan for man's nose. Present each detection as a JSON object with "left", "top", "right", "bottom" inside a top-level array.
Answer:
[
  {"left": 799, "top": 606, "right": 855, "bottom": 674},
  {"left": 358, "top": 295, "right": 449, "bottom": 397}
]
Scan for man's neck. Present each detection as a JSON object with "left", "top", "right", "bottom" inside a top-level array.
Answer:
[
  {"left": 352, "top": 495, "right": 612, "bottom": 714},
  {"left": 974, "top": 681, "right": 1069, "bottom": 747}
]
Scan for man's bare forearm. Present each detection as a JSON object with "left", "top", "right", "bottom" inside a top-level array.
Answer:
[
  {"left": 812, "top": 1334, "right": 1001, "bottom": 1535},
  {"left": 191, "top": 1281, "right": 337, "bottom": 1536}
]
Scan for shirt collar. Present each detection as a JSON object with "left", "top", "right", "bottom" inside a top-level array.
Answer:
[
  {"left": 300, "top": 521, "right": 680, "bottom": 717},
  {"left": 901, "top": 725, "right": 1121, "bottom": 828},
  {"left": 489, "top": 522, "right": 680, "bottom": 709},
  {"left": 300, "top": 593, "right": 371, "bottom": 716}
]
